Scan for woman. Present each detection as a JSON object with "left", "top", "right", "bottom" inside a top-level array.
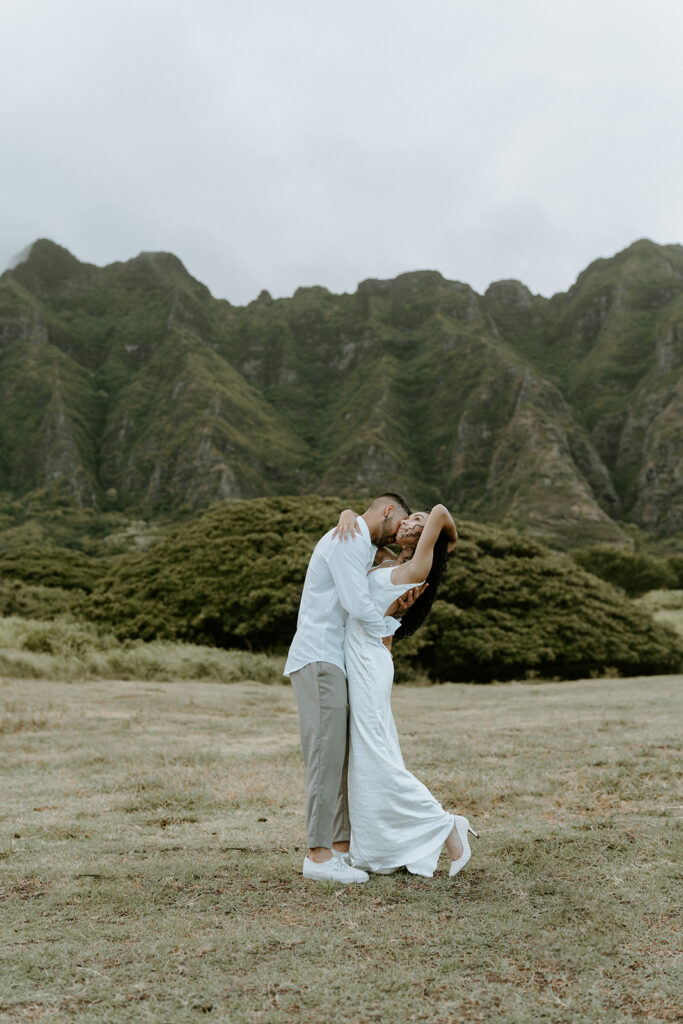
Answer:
[{"left": 334, "top": 504, "right": 478, "bottom": 878}]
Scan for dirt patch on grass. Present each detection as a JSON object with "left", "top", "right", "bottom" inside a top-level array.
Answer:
[{"left": 0, "top": 878, "right": 47, "bottom": 901}]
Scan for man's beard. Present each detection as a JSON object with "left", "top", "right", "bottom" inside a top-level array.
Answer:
[{"left": 376, "top": 517, "right": 396, "bottom": 547}]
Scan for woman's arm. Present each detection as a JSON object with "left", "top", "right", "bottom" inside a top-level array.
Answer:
[
  {"left": 331, "top": 508, "right": 362, "bottom": 542},
  {"left": 390, "top": 504, "right": 457, "bottom": 586}
]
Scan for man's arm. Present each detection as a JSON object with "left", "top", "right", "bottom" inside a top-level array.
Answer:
[{"left": 327, "top": 537, "right": 399, "bottom": 640}]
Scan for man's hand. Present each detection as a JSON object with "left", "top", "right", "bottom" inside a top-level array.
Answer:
[
  {"left": 386, "top": 583, "right": 428, "bottom": 618},
  {"left": 332, "top": 509, "right": 362, "bottom": 542},
  {"left": 447, "top": 523, "right": 458, "bottom": 554},
  {"left": 382, "top": 635, "right": 393, "bottom": 657}
]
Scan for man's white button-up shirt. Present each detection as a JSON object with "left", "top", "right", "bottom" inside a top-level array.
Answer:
[{"left": 284, "top": 517, "right": 400, "bottom": 677}]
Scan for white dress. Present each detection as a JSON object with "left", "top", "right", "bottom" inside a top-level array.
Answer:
[{"left": 345, "top": 565, "right": 455, "bottom": 877}]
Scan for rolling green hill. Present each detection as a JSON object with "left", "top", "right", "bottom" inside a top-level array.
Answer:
[{"left": 1, "top": 238, "right": 681, "bottom": 548}]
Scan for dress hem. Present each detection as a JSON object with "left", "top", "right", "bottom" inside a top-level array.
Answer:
[{"left": 352, "top": 814, "right": 455, "bottom": 877}]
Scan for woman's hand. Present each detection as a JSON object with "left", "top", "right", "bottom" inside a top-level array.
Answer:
[
  {"left": 386, "top": 583, "right": 428, "bottom": 618},
  {"left": 331, "top": 508, "right": 361, "bottom": 542},
  {"left": 432, "top": 503, "right": 458, "bottom": 553}
]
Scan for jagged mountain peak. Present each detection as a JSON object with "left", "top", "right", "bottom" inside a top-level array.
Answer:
[
  {"left": 292, "top": 284, "right": 333, "bottom": 300},
  {"left": 113, "top": 251, "right": 216, "bottom": 305},
  {"left": 357, "top": 269, "right": 460, "bottom": 296},
  {"left": 484, "top": 279, "right": 542, "bottom": 309},
  {"left": 568, "top": 238, "right": 683, "bottom": 299},
  {"left": 5, "top": 238, "right": 92, "bottom": 294},
  {"left": 132, "top": 250, "right": 193, "bottom": 278},
  {"left": 0, "top": 238, "right": 680, "bottom": 544},
  {"left": 24, "top": 238, "right": 81, "bottom": 266}
]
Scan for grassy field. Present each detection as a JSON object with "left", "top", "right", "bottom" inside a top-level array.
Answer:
[{"left": 1, "top": 672, "right": 681, "bottom": 1024}]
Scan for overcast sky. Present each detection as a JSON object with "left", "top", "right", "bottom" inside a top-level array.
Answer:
[{"left": 1, "top": 0, "right": 681, "bottom": 305}]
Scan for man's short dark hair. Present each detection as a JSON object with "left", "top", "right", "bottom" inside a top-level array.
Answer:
[{"left": 372, "top": 491, "right": 411, "bottom": 516}]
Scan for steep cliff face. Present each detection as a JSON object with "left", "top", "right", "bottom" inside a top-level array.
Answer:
[
  {"left": 0, "top": 272, "right": 100, "bottom": 507},
  {"left": 483, "top": 240, "right": 683, "bottom": 536},
  {"left": 0, "top": 238, "right": 681, "bottom": 545},
  {"left": 217, "top": 269, "right": 631, "bottom": 546},
  {"left": 0, "top": 241, "right": 309, "bottom": 511},
  {"left": 97, "top": 328, "right": 311, "bottom": 509},
  {"left": 456, "top": 365, "right": 622, "bottom": 546}
]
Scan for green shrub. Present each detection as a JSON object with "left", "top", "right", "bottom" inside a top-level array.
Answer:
[
  {"left": 0, "top": 579, "right": 85, "bottom": 619},
  {"left": 0, "top": 547, "right": 108, "bottom": 593},
  {"left": 572, "top": 546, "right": 678, "bottom": 597},
  {"left": 668, "top": 555, "right": 683, "bottom": 589},
  {"left": 89, "top": 497, "right": 683, "bottom": 682}
]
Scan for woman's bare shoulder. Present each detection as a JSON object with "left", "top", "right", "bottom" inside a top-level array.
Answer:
[{"left": 389, "top": 561, "right": 422, "bottom": 585}]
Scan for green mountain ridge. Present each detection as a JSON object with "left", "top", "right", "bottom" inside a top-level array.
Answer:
[{"left": 1, "top": 238, "right": 681, "bottom": 548}]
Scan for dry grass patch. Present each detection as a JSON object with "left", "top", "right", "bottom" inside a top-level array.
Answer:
[
  {"left": 0, "top": 616, "right": 285, "bottom": 683},
  {"left": 0, "top": 673, "right": 681, "bottom": 1023},
  {"left": 635, "top": 590, "right": 683, "bottom": 640}
]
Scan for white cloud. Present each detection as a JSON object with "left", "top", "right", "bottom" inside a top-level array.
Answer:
[{"left": 1, "top": 0, "right": 681, "bottom": 303}]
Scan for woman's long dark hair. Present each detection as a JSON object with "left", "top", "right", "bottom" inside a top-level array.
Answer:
[{"left": 393, "top": 529, "right": 451, "bottom": 641}]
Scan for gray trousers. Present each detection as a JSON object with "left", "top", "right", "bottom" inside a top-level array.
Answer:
[{"left": 289, "top": 661, "right": 350, "bottom": 849}]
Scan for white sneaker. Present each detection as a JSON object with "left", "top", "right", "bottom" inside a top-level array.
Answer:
[
  {"left": 303, "top": 854, "right": 369, "bottom": 884},
  {"left": 331, "top": 847, "right": 351, "bottom": 864}
]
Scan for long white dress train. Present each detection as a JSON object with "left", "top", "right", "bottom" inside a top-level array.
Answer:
[{"left": 345, "top": 566, "right": 454, "bottom": 877}]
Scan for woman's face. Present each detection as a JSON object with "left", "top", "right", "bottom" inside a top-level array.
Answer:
[{"left": 395, "top": 512, "right": 427, "bottom": 547}]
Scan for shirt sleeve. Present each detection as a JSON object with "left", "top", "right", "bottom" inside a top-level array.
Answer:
[{"left": 327, "top": 537, "right": 400, "bottom": 639}]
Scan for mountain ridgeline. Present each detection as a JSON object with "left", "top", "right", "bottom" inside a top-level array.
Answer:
[{"left": 1, "top": 238, "right": 682, "bottom": 548}]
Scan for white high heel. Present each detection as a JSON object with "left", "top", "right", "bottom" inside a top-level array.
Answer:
[{"left": 448, "top": 815, "right": 479, "bottom": 877}]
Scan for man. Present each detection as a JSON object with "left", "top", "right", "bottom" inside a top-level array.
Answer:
[{"left": 284, "top": 492, "right": 422, "bottom": 884}]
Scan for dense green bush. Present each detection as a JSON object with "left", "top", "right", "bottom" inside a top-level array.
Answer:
[
  {"left": 0, "top": 579, "right": 85, "bottom": 619},
  {"left": 0, "top": 546, "right": 108, "bottom": 593},
  {"left": 571, "top": 546, "right": 678, "bottom": 597},
  {"left": 0, "top": 486, "right": 179, "bottom": 556},
  {"left": 668, "top": 555, "right": 683, "bottom": 589},
  {"left": 90, "top": 496, "right": 341, "bottom": 648},
  {"left": 0, "top": 547, "right": 110, "bottom": 621},
  {"left": 89, "top": 497, "right": 683, "bottom": 682}
]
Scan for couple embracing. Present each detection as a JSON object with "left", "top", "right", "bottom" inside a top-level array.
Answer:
[{"left": 284, "top": 492, "right": 478, "bottom": 884}]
